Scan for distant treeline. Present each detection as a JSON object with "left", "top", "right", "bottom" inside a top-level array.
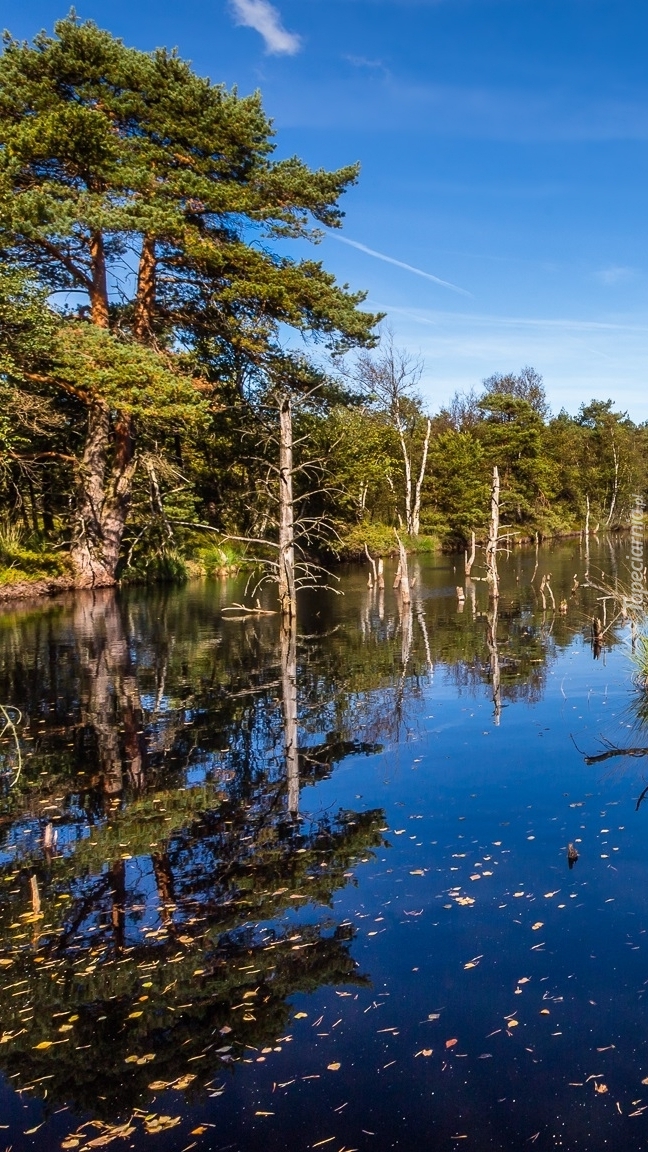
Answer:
[{"left": 1, "top": 15, "right": 645, "bottom": 593}]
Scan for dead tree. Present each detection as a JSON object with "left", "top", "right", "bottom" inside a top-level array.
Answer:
[
  {"left": 394, "top": 531, "right": 411, "bottom": 606},
  {"left": 353, "top": 331, "right": 432, "bottom": 536},
  {"left": 278, "top": 393, "right": 296, "bottom": 619},
  {"left": 465, "top": 530, "right": 476, "bottom": 577},
  {"left": 485, "top": 466, "right": 500, "bottom": 600}
]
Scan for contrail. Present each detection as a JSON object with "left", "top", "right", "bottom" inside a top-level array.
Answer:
[{"left": 328, "top": 234, "right": 472, "bottom": 297}]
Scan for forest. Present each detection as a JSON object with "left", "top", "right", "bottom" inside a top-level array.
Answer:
[{"left": 1, "top": 14, "right": 647, "bottom": 599}]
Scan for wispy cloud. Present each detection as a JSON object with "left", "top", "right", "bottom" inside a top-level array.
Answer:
[
  {"left": 595, "top": 266, "right": 637, "bottom": 286},
  {"left": 229, "top": 0, "right": 301, "bottom": 55},
  {"left": 329, "top": 234, "right": 472, "bottom": 296}
]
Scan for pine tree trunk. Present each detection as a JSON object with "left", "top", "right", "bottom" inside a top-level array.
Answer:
[
  {"left": 133, "top": 235, "right": 156, "bottom": 341},
  {"left": 89, "top": 231, "right": 110, "bottom": 329},
  {"left": 71, "top": 402, "right": 136, "bottom": 586}
]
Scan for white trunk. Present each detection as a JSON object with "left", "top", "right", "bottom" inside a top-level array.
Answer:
[
  {"left": 411, "top": 418, "right": 432, "bottom": 537},
  {"left": 278, "top": 395, "right": 296, "bottom": 619},
  {"left": 485, "top": 466, "right": 500, "bottom": 600}
]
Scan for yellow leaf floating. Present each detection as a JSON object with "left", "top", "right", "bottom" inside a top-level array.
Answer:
[
  {"left": 33, "top": 1041, "right": 53, "bottom": 1050},
  {"left": 531, "top": 923, "right": 544, "bottom": 931},
  {"left": 594, "top": 1083, "right": 608, "bottom": 1095},
  {"left": 294, "top": 1012, "right": 308, "bottom": 1019},
  {"left": 128, "top": 1011, "right": 143, "bottom": 1019},
  {"left": 540, "top": 1009, "right": 550, "bottom": 1015},
  {"left": 327, "top": 1062, "right": 341, "bottom": 1071},
  {"left": 507, "top": 1020, "right": 519, "bottom": 1028}
]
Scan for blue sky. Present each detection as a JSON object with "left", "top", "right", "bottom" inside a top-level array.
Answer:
[{"left": 7, "top": 0, "right": 648, "bottom": 419}]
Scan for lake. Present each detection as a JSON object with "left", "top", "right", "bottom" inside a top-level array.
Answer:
[{"left": 0, "top": 536, "right": 647, "bottom": 1151}]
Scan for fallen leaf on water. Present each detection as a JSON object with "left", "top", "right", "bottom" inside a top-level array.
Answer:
[
  {"left": 594, "top": 1083, "right": 608, "bottom": 1095},
  {"left": 446, "top": 1039, "right": 458, "bottom": 1049},
  {"left": 507, "top": 1020, "right": 519, "bottom": 1028},
  {"left": 33, "top": 1041, "right": 53, "bottom": 1050},
  {"left": 191, "top": 1127, "right": 208, "bottom": 1136},
  {"left": 327, "top": 1062, "right": 341, "bottom": 1071},
  {"left": 531, "top": 923, "right": 543, "bottom": 931},
  {"left": 540, "top": 1010, "right": 550, "bottom": 1016},
  {"left": 410, "top": 870, "right": 425, "bottom": 876},
  {"left": 294, "top": 1012, "right": 308, "bottom": 1019}
]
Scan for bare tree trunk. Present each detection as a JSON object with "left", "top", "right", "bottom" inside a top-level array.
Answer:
[
  {"left": 395, "top": 532, "right": 411, "bottom": 606},
  {"left": 281, "top": 612, "right": 299, "bottom": 820},
  {"left": 395, "top": 409, "right": 413, "bottom": 536},
  {"left": 464, "top": 530, "right": 476, "bottom": 577},
  {"left": 606, "top": 439, "right": 619, "bottom": 527},
  {"left": 411, "top": 418, "right": 432, "bottom": 537},
  {"left": 364, "top": 543, "right": 377, "bottom": 588},
  {"left": 377, "top": 557, "right": 385, "bottom": 590},
  {"left": 278, "top": 394, "right": 296, "bottom": 619},
  {"left": 485, "top": 466, "right": 500, "bottom": 600},
  {"left": 584, "top": 494, "right": 590, "bottom": 573}
]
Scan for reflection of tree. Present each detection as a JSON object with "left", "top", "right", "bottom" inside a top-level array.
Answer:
[
  {"left": 0, "top": 800, "right": 383, "bottom": 1120},
  {"left": 486, "top": 599, "right": 501, "bottom": 724},
  {"left": 281, "top": 613, "right": 299, "bottom": 819}
]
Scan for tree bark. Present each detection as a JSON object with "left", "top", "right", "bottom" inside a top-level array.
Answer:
[
  {"left": 486, "top": 466, "right": 500, "bottom": 600},
  {"left": 71, "top": 404, "right": 136, "bottom": 586},
  {"left": 411, "top": 418, "right": 431, "bottom": 537},
  {"left": 89, "top": 231, "right": 110, "bottom": 329},
  {"left": 395, "top": 532, "right": 411, "bottom": 606},
  {"left": 133, "top": 235, "right": 156, "bottom": 342},
  {"left": 464, "top": 530, "right": 476, "bottom": 577},
  {"left": 278, "top": 394, "right": 296, "bottom": 619}
]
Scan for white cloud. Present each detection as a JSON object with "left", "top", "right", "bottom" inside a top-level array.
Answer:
[
  {"left": 229, "top": 0, "right": 301, "bottom": 55},
  {"left": 595, "top": 266, "right": 637, "bottom": 286}
]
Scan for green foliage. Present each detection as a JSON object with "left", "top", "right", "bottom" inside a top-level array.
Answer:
[{"left": 333, "top": 522, "right": 438, "bottom": 560}]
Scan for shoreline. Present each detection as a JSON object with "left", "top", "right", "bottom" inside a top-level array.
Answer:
[{"left": 0, "top": 525, "right": 628, "bottom": 606}]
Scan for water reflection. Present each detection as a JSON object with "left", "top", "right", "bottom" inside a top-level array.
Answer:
[{"left": 0, "top": 536, "right": 641, "bottom": 1150}]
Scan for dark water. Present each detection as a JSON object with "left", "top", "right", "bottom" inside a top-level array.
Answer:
[{"left": 0, "top": 538, "right": 647, "bottom": 1151}]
